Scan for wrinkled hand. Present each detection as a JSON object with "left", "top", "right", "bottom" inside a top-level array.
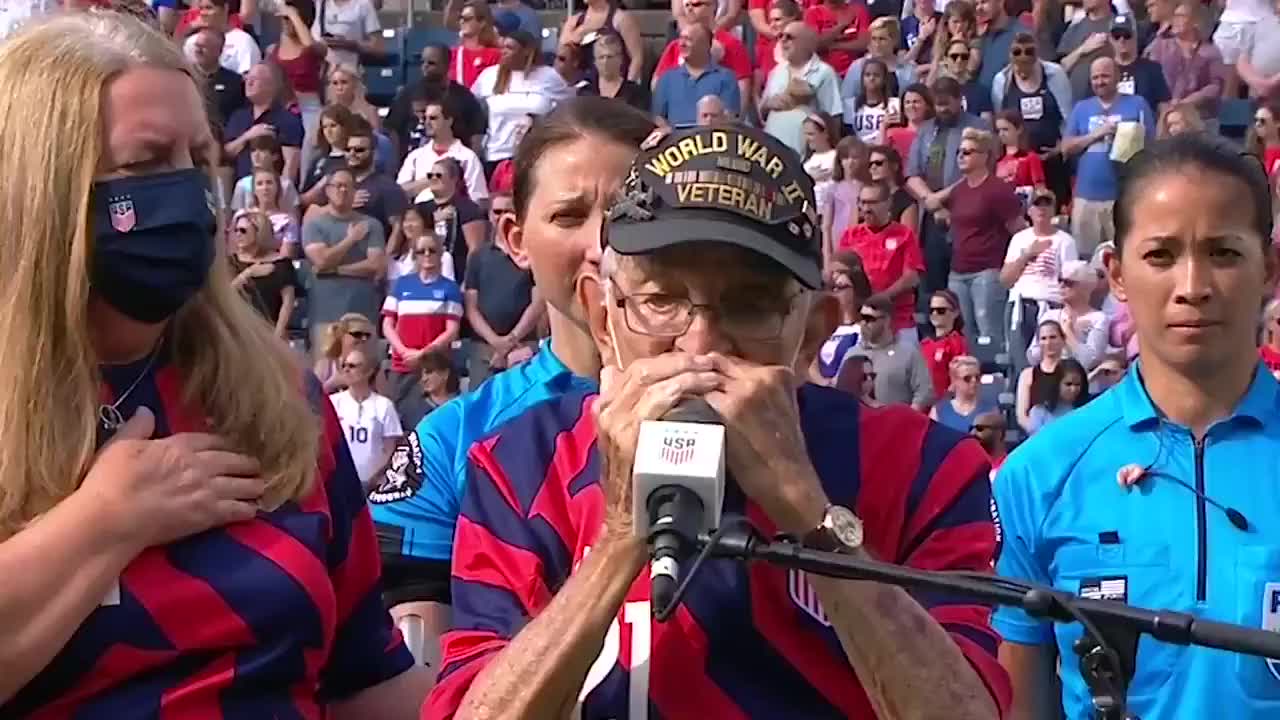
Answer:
[
  {"left": 593, "top": 354, "right": 722, "bottom": 544},
  {"left": 702, "top": 354, "right": 827, "bottom": 535},
  {"left": 81, "top": 408, "right": 264, "bottom": 551}
]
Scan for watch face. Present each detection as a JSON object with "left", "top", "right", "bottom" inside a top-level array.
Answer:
[{"left": 828, "top": 505, "right": 864, "bottom": 549}]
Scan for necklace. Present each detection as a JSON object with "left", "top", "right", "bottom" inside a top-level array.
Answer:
[{"left": 98, "top": 342, "right": 163, "bottom": 432}]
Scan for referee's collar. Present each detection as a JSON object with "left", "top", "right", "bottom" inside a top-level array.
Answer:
[{"left": 1118, "top": 358, "right": 1280, "bottom": 430}]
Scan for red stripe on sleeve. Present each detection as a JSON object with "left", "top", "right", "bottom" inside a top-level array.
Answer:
[
  {"left": 528, "top": 396, "right": 597, "bottom": 545},
  {"left": 904, "top": 522, "right": 997, "bottom": 572},
  {"left": 949, "top": 629, "right": 1013, "bottom": 719},
  {"left": 123, "top": 547, "right": 257, "bottom": 650},
  {"left": 324, "top": 506, "right": 386, "bottom": 625},
  {"left": 27, "top": 646, "right": 178, "bottom": 718},
  {"left": 647, "top": 605, "right": 751, "bottom": 720},
  {"left": 853, "top": 405, "right": 924, "bottom": 560},
  {"left": 902, "top": 440, "right": 989, "bottom": 547},
  {"left": 472, "top": 435, "right": 523, "bottom": 516},
  {"left": 225, "top": 520, "right": 338, "bottom": 642},
  {"left": 159, "top": 652, "right": 238, "bottom": 720},
  {"left": 452, "top": 515, "right": 555, "bottom": 614},
  {"left": 426, "top": 632, "right": 508, "bottom": 720}
]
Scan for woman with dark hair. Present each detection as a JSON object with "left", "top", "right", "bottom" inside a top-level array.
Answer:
[
  {"left": 299, "top": 103, "right": 357, "bottom": 202},
  {"left": 472, "top": 29, "right": 572, "bottom": 177},
  {"left": 267, "top": 0, "right": 324, "bottom": 152},
  {"left": 995, "top": 135, "right": 1280, "bottom": 720},
  {"left": 849, "top": 58, "right": 895, "bottom": 143},
  {"left": 921, "top": 288, "right": 968, "bottom": 400},
  {"left": 230, "top": 209, "right": 301, "bottom": 337},
  {"left": 883, "top": 83, "right": 934, "bottom": 161},
  {"left": 1024, "top": 356, "right": 1088, "bottom": 433},
  {"left": 995, "top": 110, "right": 1047, "bottom": 206},
  {"left": 369, "top": 97, "right": 657, "bottom": 680},
  {"left": 397, "top": 350, "right": 462, "bottom": 429},
  {"left": 1246, "top": 99, "right": 1280, "bottom": 182},
  {"left": 1014, "top": 317, "right": 1065, "bottom": 432},
  {"left": 867, "top": 143, "right": 918, "bottom": 234}
]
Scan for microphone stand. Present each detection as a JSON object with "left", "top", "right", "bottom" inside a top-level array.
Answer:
[{"left": 669, "top": 520, "right": 1280, "bottom": 720}]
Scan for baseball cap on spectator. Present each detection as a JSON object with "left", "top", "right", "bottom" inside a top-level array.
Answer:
[
  {"left": 1110, "top": 15, "right": 1135, "bottom": 37},
  {"left": 489, "top": 159, "right": 515, "bottom": 196},
  {"left": 1030, "top": 188, "right": 1056, "bottom": 207},
  {"left": 493, "top": 10, "right": 522, "bottom": 37},
  {"left": 603, "top": 125, "right": 822, "bottom": 288},
  {"left": 1061, "top": 259, "right": 1099, "bottom": 290}
]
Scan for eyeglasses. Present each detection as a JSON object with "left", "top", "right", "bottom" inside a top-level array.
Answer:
[
  {"left": 948, "top": 53, "right": 968, "bottom": 61},
  {"left": 426, "top": 172, "right": 444, "bottom": 179},
  {"left": 860, "top": 313, "right": 885, "bottom": 323},
  {"left": 1010, "top": 46, "right": 1034, "bottom": 56},
  {"left": 415, "top": 246, "right": 443, "bottom": 256},
  {"left": 929, "top": 306, "right": 952, "bottom": 315},
  {"left": 611, "top": 282, "right": 800, "bottom": 340},
  {"left": 957, "top": 148, "right": 979, "bottom": 157},
  {"left": 348, "top": 330, "right": 372, "bottom": 340},
  {"left": 235, "top": 226, "right": 251, "bottom": 235},
  {"left": 868, "top": 159, "right": 886, "bottom": 167},
  {"left": 346, "top": 146, "right": 371, "bottom": 154}
]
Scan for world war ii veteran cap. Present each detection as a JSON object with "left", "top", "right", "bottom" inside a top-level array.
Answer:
[{"left": 603, "top": 125, "right": 823, "bottom": 289}]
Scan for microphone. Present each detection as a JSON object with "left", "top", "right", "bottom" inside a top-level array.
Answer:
[
  {"left": 1146, "top": 470, "right": 1250, "bottom": 531},
  {"left": 631, "top": 399, "right": 726, "bottom": 620}
]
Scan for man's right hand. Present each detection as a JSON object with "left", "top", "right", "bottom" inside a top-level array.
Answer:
[
  {"left": 593, "top": 354, "right": 722, "bottom": 544},
  {"left": 345, "top": 220, "right": 370, "bottom": 243},
  {"left": 1080, "top": 32, "right": 1108, "bottom": 54},
  {"left": 1023, "top": 236, "right": 1052, "bottom": 259},
  {"left": 81, "top": 408, "right": 265, "bottom": 552}
]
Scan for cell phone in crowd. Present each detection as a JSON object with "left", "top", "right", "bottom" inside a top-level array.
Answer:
[{"left": 888, "top": 97, "right": 901, "bottom": 117}]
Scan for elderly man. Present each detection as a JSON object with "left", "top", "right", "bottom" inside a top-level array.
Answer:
[
  {"left": 223, "top": 63, "right": 305, "bottom": 182},
  {"left": 760, "top": 20, "right": 843, "bottom": 155},
  {"left": 426, "top": 125, "right": 1009, "bottom": 718},
  {"left": 696, "top": 94, "right": 730, "bottom": 125},
  {"left": 653, "top": 23, "right": 742, "bottom": 126}
]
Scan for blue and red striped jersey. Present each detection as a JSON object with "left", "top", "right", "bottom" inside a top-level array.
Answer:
[
  {"left": 426, "top": 383, "right": 1011, "bottom": 719},
  {"left": 6, "top": 359, "right": 414, "bottom": 718}
]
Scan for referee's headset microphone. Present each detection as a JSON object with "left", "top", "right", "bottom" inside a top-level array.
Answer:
[
  {"left": 1130, "top": 425, "right": 1250, "bottom": 532},
  {"left": 631, "top": 398, "right": 727, "bottom": 620}
]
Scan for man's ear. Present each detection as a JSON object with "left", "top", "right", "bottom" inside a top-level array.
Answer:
[
  {"left": 795, "top": 291, "right": 840, "bottom": 376},
  {"left": 499, "top": 213, "right": 529, "bottom": 270},
  {"left": 577, "top": 270, "right": 618, "bottom": 370}
]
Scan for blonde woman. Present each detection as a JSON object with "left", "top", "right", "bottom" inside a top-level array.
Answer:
[
  {"left": 928, "top": 355, "right": 997, "bottom": 432},
  {"left": 314, "top": 312, "right": 378, "bottom": 393},
  {"left": 0, "top": 11, "right": 425, "bottom": 714},
  {"left": 229, "top": 209, "right": 300, "bottom": 337},
  {"left": 325, "top": 64, "right": 393, "bottom": 171}
]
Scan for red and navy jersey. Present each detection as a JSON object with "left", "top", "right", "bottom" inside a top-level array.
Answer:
[
  {"left": 5, "top": 360, "right": 414, "bottom": 718},
  {"left": 426, "top": 383, "right": 1011, "bottom": 719}
]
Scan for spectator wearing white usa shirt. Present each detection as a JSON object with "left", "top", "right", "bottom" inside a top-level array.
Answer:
[
  {"left": 397, "top": 100, "right": 489, "bottom": 204},
  {"left": 330, "top": 348, "right": 404, "bottom": 490},
  {"left": 382, "top": 232, "right": 464, "bottom": 416}
]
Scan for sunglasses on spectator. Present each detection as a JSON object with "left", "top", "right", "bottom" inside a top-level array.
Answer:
[
  {"left": 958, "top": 374, "right": 979, "bottom": 383},
  {"left": 1110, "top": 30, "right": 1133, "bottom": 40},
  {"left": 929, "top": 306, "right": 952, "bottom": 315},
  {"left": 235, "top": 226, "right": 251, "bottom": 235},
  {"left": 948, "top": 53, "right": 968, "bottom": 61},
  {"left": 868, "top": 159, "right": 886, "bottom": 167},
  {"left": 957, "top": 148, "right": 979, "bottom": 157},
  {"left": 348, "top": 330, "right": 372, "bottom": 340},
  {"left": 346, "top": 146, "right": 371, "bottom": 154},
  {"left": 1032, "top": 196, "right": 1055, "bottom": 207},
  {"left": 860, "top": 313, "right": 885, "bottom": 323},
  {"left": 780, "top": 32, "right": 796, "bottom": 40},
  {"left": 1010, "top": 46, "right": 1034, "bottom": 56},
  {"left": 415, "top": 246, "right": 443, "bottom": 256}
]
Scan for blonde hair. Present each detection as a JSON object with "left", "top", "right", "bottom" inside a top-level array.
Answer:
[
  {"left": 321, "top": 313, "right": 375, "bottom": 361},
  {"left": 0, "top": 11, "right": 318, "bottom": 539},
  {"left": 1157, "top": 102, "right": 1205, "bottom": 139},
  {"left": 948, "top": 354, "right": 980, "bottom": 378},
  {"left": 869, "top": 16, "right": 901, "bottom": 46},
  {"left": 961, "top": 126, "right": 996, "bottom": 156},
  {"left": 232, "top": 208, "right": 274, "bottom": 252}
]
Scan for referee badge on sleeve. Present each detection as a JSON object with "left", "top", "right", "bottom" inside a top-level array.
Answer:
[{"left": 368, "top": 432, "right": 425, "bottom": 504}]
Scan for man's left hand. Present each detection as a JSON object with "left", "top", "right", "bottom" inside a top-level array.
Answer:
[{"left": 703, "top": 353, "right": 828, "bottom": 536}]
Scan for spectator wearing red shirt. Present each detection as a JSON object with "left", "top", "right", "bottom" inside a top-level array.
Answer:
[
  {"left": 450, "top": 0, "right": 503, "bottom": 89},
  {"left": 653, "top": 0, "right": 753, "bottom": 103},
  {"left": 1247, "top": 100, "right": 1280, "bottom": 181},
  {"left": 1261, "top": 299, "right": 1280, "bottom": 377},
  {"left": 941, "top": 127, "right": 1025, "bottom": 355},
  {"left": 838, "top": 179, "right": 925, "bottom": 344},
  {"left": 804, "top": 0, "right": 872, "bottom": 77},
  {"left": 921, "top": 288, "right": 969, "bottom": 399},
  {"left": 751, "top": 0, "right": 804, "bottom": 89},
  {"left": 994, "top": 110, "right": 1046, "bottom": 206}
]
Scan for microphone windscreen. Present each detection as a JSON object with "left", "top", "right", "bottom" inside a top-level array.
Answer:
[{"left": 662, "top": 398, "right": 722, "bottom": 425}]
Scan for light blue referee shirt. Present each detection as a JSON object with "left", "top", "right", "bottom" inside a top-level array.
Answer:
[{"left": 993, "top": 361, "right": 1280, "bottom": 719}]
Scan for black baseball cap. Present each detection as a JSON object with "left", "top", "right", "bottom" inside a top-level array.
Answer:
[
  {"left": 1110, "top": 15, "right": 1135, "bottom": 36},
  {"left": 603, "top": 125, "right": 822, "bottom": 288}
]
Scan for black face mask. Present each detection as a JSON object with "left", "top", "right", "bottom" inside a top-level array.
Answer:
[{"left": 91, "top": 169, "right": 217, "bottom": 324}]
